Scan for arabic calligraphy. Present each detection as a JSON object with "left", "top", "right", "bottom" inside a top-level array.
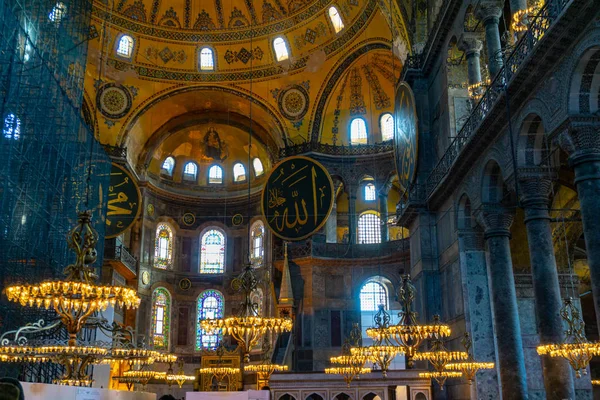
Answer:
[
  {"left": 103, "top": 163, "right": 141, "bottom": 238},
  {"left": 262, "top": 156, "right": 334, "bottom": 241},
  {"left": 394, "top": 82, "right": 418, "bottom": 193}
]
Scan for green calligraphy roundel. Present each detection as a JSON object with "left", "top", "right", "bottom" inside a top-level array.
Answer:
[
  {"left": 394, "top": 82, "right": 419, "bottom": 194},
  {"left": 104, "top": 163, "right": 141, "bottom": 239},
  {"left": 262, "top": 156, "right": 334, "bottom": 241}
]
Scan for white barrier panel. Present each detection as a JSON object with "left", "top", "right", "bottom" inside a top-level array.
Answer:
[
  {"left": 20, "top": 382, "right": 156, "bottom": 400},
  {"left": 186, "top": 390, "right": 269, "bottom": 400}
]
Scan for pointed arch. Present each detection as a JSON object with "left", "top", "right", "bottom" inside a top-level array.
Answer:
[{"left": 196, "top": 290, "right": 224, "bottom": 350}]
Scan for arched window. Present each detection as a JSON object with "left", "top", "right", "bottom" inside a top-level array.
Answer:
[
  {"left": 152, "top": 288, "right": 171, "bottom": 349},
  {"left": 360, "top": 280, "right": 388, "bottom": 311},
  {"left": 250, "top": 221, "right": 264, "bottom": 266},
  {"left": 49, "top": 2, "right": 67, "bottom": 25},
  {"left": 253, "top": 158, "right": 264, "bottom": 176},
  {"left": 328, "top": 6, "right": 344, "bottom": 33},
  {"left": 196, "top": 290, "right": 224, "bottom": 350},
  {"left": 154, "top": 223, "right": 174, "bottom": 269},
  {"left": 199, "top": 47, "right": 214, "bottom": 71},
  {"left": 364, "top": 183, "right": 376, "bottom": 201},
  {"left": 208, "top": 165, "right": 223, "bottom": 184},
  {"left": 161, "top": 156, "right": 175, "bottom": 176},
  {"left": 116, "top": 35, "right": 134, "bottom": 57},
  {"left": 358, "top": 211, "right": 381, "bottom": 244},
  {"left": 183, "top": 162, "right": 198, "bottom": 181},
  {"left": 350, "top": 118, "right": 367, "bottom": 144},
  {"left": 200, "top": 229, "right": 225, "bottom": 273},
  {"left": 3, "top": 114, "right": 20, "bottom": 140},
  {"left": 273, "top": 37, "right": 289, "bottom": 61},
  {"left": 233, "top": 163, "right": 246, "bottom": 182},
  {"left": 380, "top": 113, "right": 394, "bottom": 141}
]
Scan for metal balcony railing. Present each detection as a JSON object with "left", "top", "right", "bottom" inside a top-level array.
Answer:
[
  {"left": 275, "top": 239, "right": 409, "bottom": 260},
  {"left": 104, "top": 240, "right": 137, "bottom": 275},
  {"left": 425, "top": 0, "right": 571, "bottom": 198}
]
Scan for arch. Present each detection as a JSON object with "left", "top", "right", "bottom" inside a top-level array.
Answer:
[
  {"left": 350, "top": 117, "right": 368, "bottom": 144},
  {"left": 273, "top": 36, "right": 290, "bottom": 61},
  {"left": 199, "top": 46, "right": 215, "bottom": 71},
  {"left": 161, "top": 156, "right": 175, "bottom": 176},
  {"left": 116, "top": 34, "right": 134, "bottom": 58},
  {"left": 362, "top": 394, "right": 381, "bottom": 400},
  {"left": 517, "top": 114, "right": 548, "bottom": 167},
  {"left": 414, "top": 394, "right": 427, "bottom": 400},
  {"left": 457, "top": 194, "right": 475, "bottom": 230},
  {"left": 250, "top": 220, "right": 265, "bottom": 266},
  {"left": 358, "top": 210, "right": 381, "bottom": 244},
  {"left": 200, "top": 228, "right": 226, "bottom": 273},
  {"left": 380, "top": 112, "right": 394, "bottom": 141},
  {"left": 328, "top": 6, "right": 344, "bottom": 33},
  {"left": 151, "top": 287, "right": 171, "bottom": 350},
  {"left": 364, "top": 183, "right": 376, "bottom": 201},
  {"left": 481, "top": 159, "right": 507, "bottom": 204},
  {"left": 3, "top": 113, "right": 20, "bottom": 140},
  {"left": 359, "top": 279, "right": 389, "bottom": 311},
  {"left": 233, "top": 162, "right": 247, "bottom": 182},
  {"left": 208, "top": 164, "right": 223, "bottom": 184},
  {"left": 278, "top": 395, "right": 297, "bottom": 400},
  {"left": 196, "top": 289, "right": 224, "bottom": 350},
  {"left": 183, "top": 161, "right": 198, "bottom": 181},
  {"left": 253, "top": 158, "right": 264, "bottom": 176},
  {"left": 332, "top": 393, "right": 352, "bottom": 400},
  {"left": 154, "top": 223, "right": 174, "bottom": 269},
  {"left": 568, "top": 45, "right": 600, "bottom": 115}
]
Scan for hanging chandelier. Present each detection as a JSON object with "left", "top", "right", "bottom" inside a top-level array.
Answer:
[
  {"left": 200, "top": 264, "right": 292, "bottom": 362},
  {"left": 366, "top": 275, "right": 451, "bottom": 367},
  {"left": 244, "top": 342, "right": 288, "bottom": 389},
  {"left": 351, "top": 305, "right": 402, "bottom": 378},
  {"left": 199, "top": 343, "right": 240, "bottom": 390},
  {"left": 444, "top": 332, "right": 494, "bottom": 385},
  {"left": 537, "top": 298, "right": 600, "bottom": 378},
  {"left": 417, "top": 371, "right": 462, "bottom": 387},
  {"left": 165, "top": 359, "right": 196, "bottom": 388},
  {"left": 326, "top": 323, "right": 371, "bottom": 387}
]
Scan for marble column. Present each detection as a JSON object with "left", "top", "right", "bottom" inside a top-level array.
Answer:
[
  {"left": 459, "top": 34, "right": 484, "bottom": 86},
  {"left": 325, "top": 202, "right": 338, "bottom": 243},
  {"left": 477, "top": 205, "right": 528, "bottom": 400},
  {"left": 347, "top": 186, "right": 357, "bottom": 244},
  {"left": 560, "top": 124, "right": 600, "bottom": 333},
  {"left": 519, "top": 172, "right": 575, "bottom": 399},
  {"left": 476, "top": 2, "right": 504, "bottom": 77},
  {"left": 457, "top": 229, "right": 500, "bottom": 400}
]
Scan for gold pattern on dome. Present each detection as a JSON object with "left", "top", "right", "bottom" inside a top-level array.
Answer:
[
  {"left": 102, "top": 163, "right": 141, "bottom": 238},
  {"left": 262, "top": 156, "right": 334, "bottom": 241}
]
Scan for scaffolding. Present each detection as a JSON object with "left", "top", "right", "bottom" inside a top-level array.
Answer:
[{"left": 0, "top": 0, "right": 110, "bottom": 380}]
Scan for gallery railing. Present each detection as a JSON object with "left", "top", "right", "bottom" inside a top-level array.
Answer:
[
  {"left": 104, "top": 239, "right": 138, "bottom": 275},
  {"left": 274, "top": 239, "right": 409, "bottom": 260},
  {"left": 279, "top": 141, "right": 393, "bottom": 158}
]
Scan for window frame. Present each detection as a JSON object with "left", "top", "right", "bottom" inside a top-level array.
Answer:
[
  {"left": 49, "top": 2, "right": 67, "bottom": 25},
  {"left": 327, "top": 5, "right": 345, "bottom": 34},
  {"left": 272, "top": 36, "right": 290, "bottom": 62},
  {"left": 250, "top": 220, "right": 265, "bottom": 267},
  {"left": 152, "top": 287, "right": 171, "bottom": 350},
  {"left": 196, "top": 290, "right": 225, "bottom": 350},
  {"left": 359, "top": 280, "right": 389, "bottom": 311},
  {"left": 208, "top": 164, "right": 224, "bottom": 184},
  {"left": 115, "top": 34, "right": 135, "bottom": 59},
  {"left": 252, "top": 158, "right": 264, "bottom": 177},
  {"left": 3, "top": 113, "right": 21, "bottom": 140},
  {"left": 364, "top": 183, "right": 376, "bottom": 201},
  {"left": 154, "top": 223, "right": 174, "bottom": 269},
  {"left": 232, "top": 162, "right": 247, "bottom": 183},
  {"left": 357, "top": 210, "right": 381, "bottom": 244},
  {"left": 349, "top": 117, "right": 368, "bottom": 145},
  {"left": 199, "top": 228, "right": 226, "bottom": 274},
  {"left": 161, "top": 156, "right": 176, "bottom": 176},
  {"left": 198, "top": 46, "right": 216, "bottom": 71},
  {"left": 182, "top": 161, "right": 198, "bottom": 182},
  {"left": 379, "top": 112, "right": 394, "bottom": 141}
]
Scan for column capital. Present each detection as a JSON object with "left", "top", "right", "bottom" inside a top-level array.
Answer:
[
  {"left": 556, "top": 122, "right": 600, "bottom": 164},
  {"left": 517, "top": 168, "right": 554, "bottom": 205},
  {"left": 458, "top": 33, "right": 484, "bottom": 56},
  {"left": 458, "top": 228, "right": 485, "bottom": 251},
  {"left": 476, "top": 1, "right": 503, "bottom": 24},
  {"left": 476, "top": 204, "right": 514, "bottom": 238}
]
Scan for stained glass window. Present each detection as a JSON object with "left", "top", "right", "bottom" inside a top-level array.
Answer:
[
  {"left": 117, "top": 35, "right": 134, "bottom": 57},
  {"left": 49, "top": 2, "right": 67, "bottom": 25},
  {"left": 360, "top": 281, "right": 387, "bottom": 311},
  {"left": 233, "top": 163, "right": 246, "bottom": 182},
  {"left": 380, "top": 113, "right": 394, "bottom": 141},
  {"left": 162, "top": 157, "right": 175, "bottom": 176},
  {"left": 200, "top": 229, "right": 225, "bottom": 273},
  {"left": 196, "top": 290, "right": 224, "bottom": 350},
  {"left": 152, "top": 288, "right": 171, "bottom": 349},
  {"left": 328, "top": 6, "right": 344, "bottom": 33},
  {"left": 358, "top": 212, "right": 381, "bottom": 244},
  {"left": 365, "top": 183, "right": 376, "bottom": 201},
  {"left": 154, "top": 223, "right": 173, "bottom": 269},
  {"left": 200, "top": 47, "right": 214, "bottom": 71},
  {"left": 253, "top": 158, "right": 264, "bottom": 176},
  {"left": 250, "top": 221, "right": 264, "bottom": 266},
  {"left": 208, "top": 165, "right": 223, "bottom": 184},
  {"left": 3, "top": 114, "right": 20, "bottom": 140},
  {"left": 273, "top": 37, "right": 289, "bottom": 61},
  {"left": 183, "top": 162, "right": 198, "bottom": 181},
  {"left": 350, "top": 118, "right": 367, "bottom": 144}
]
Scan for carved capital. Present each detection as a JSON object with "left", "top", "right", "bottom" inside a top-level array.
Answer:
[
  {"left": 556, "top": 123, "right": 600, "bottom": 161},
  {"left": 458, "top": 33, "right": 484, "bottom": 56},
  {"left": 517, "top": 168, "right": 554, "bottom": 206},
  {"left": 475, "top": 204, "right": 514, "bottom": 238},
  {"left": 475, "top": 1, "right": 503, "bottom": 25}
]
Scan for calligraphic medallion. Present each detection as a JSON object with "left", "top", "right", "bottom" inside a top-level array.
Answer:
[
  {"left": 141, "top": 271, "right": 150, "bottom": 285},
  {"left": 394, "top": 82, "right": 419, "bottom": 194},
  {"left": 104, "top": 163, "right": 141, "bottom": 238},
  {"left": 232, "top": 213, "right": 243, "bottom": 226},
  {"left": 262, "top": 156, "right": 334, "bottom": 241},
  {"left": 182, "top": 212, "right": 196, "bottom": 226},
  {"left": 179, "top": 278, "right": 192, "bottom": 291}
]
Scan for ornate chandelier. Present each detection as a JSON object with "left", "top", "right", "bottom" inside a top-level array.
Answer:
[
  {"left": 326, "top": 324, "right": 371, "bottom": 386},
  {"left": 418, "top": 371, "right": 462, "bottom": 387},
  {"left": 537, "top": 298, "right": 600, "bottom": 378},
  {"left": 165, "top": 359, "right": 196, "bottom": 388},
  {"left": 200, "top": 264, "right": 292, "bottom": 362},
  {"left": 244, "top": 342, "right": 288, "bottom": 389},
  {"left": 444, "top": 332, "right": 494, "bottom": 385},
  {"left": 366, "top": 275, "right": 451, "bottom": 367},
  {"left": 351, "top": 306, "right": 402, "bottom": 378}
]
